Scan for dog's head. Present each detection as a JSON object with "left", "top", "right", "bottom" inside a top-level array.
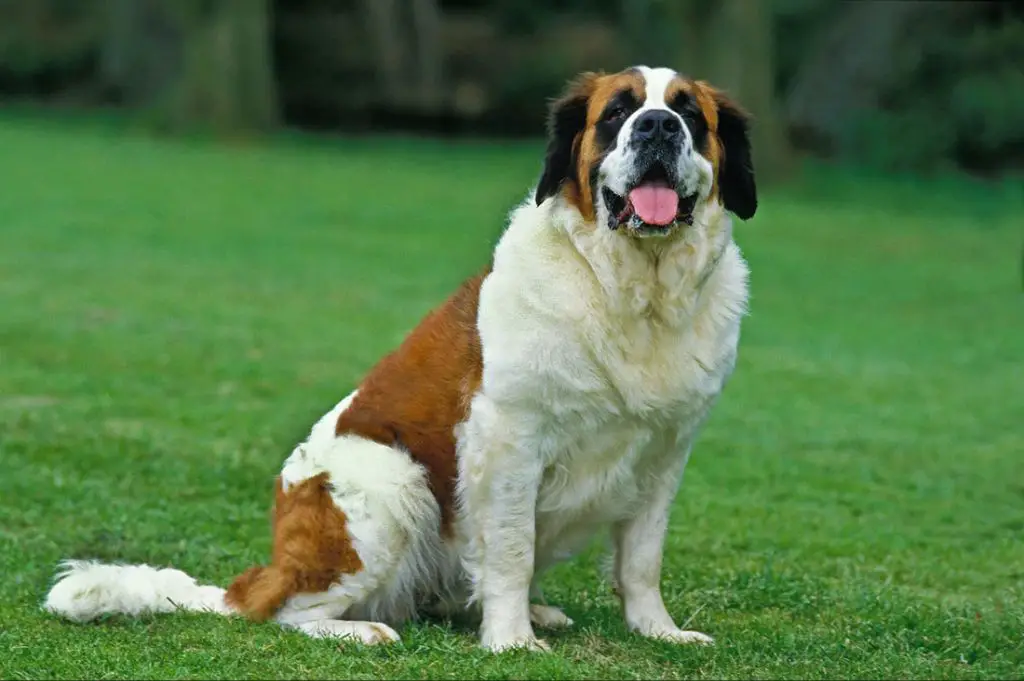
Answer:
[{"left": 535, "top": 66, "right": 756, "bottom": 237}]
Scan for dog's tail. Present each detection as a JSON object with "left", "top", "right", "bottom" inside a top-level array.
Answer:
[{"left": 43, "top": 560, "right": 234, "bottom": 622}]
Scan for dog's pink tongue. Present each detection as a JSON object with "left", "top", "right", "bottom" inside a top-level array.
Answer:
[{"left": 628, "top": 185, "right": 678, "bottom": 225}]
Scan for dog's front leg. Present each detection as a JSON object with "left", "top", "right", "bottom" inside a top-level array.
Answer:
[
  {"left": 478, "top": 452, "right": 546, "bottom": 652},
  {"left": 461, "top": 410, "right": 546, "bottom": 652},
  {"left": 611, "top": 448, "right": 714, "bottom": 646}
]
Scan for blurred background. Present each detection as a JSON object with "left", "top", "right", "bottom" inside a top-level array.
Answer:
[{"left": 2, "top": 0, "right": 1023, "bottom": 179}]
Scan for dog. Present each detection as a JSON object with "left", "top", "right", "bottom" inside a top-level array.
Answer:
[{"left": 44, "top": 65, "right": 757, "bottom": 652}]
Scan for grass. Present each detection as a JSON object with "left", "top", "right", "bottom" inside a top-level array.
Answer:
[{"left": 0, "top": 113, "right": 1022, "bottom": 680}]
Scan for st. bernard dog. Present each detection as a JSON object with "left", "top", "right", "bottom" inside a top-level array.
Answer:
[{"left": 44, "top": 65, "right": 757, "bottom": 652}]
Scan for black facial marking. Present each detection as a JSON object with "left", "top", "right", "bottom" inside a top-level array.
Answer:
[
  {"left": 580, "top": 88, "right": 640, "bottom": 216},
  {"left": 535, "top": 88, "right": 590, "bottom": 206},
  {"left": 596, "top": 88, "right": 640, "bottom": 146},
  {"left": 715, "top": 97, "right": 757, "bottom": 220},
  {"left": 601, "top": 187, "right": 625, "bottom": 230},
  {"left": 669, "top": 90, "right": 708, "bottom": 152}
]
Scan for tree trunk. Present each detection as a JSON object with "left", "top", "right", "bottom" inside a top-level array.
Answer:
[
  {"left": 100, "top": 0, "right": 278, "bottom": 135},
  {"left": 702, "top": 0, "right": 792, "bottom": 182},
  {"left": 622, "top": 0, "right": 654, "bottom": 63},
  {"left": 362, "top": 0, "right": 446, "bottom": 113},
  {"left": 168, "top": 0, "right": 279, "bottom": 134},
  {"left": 363, "top": 0, "right": 407, "bottom": 107},
  {"left": 100, "top": 0, "right": 181, "bottom": 105},
  {"left": 663, "top": 0, "right": 712, "bottom": 76},
  {"left": 410, "top": 0, "right": 444, "bottom": 112}
]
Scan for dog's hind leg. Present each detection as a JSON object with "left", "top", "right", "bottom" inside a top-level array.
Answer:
[
  {"left": 529, "top": 604, "right": 574, "bottom": 629},
  {"left": 226, "top": 430, "right": 448, "bottom": 644}
]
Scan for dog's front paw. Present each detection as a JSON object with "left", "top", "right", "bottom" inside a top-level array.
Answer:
[
  {"left": 529, "top": 604, "right": 574, "bottom": 629},
  {"left": 646, "top": 628, "right": 715, "bottom": 646},
  {"left": 480, "top": 629, "right": 551, "bottom": 653}
]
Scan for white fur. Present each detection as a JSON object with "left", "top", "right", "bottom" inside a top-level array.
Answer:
[
  {"left": 458, "top": 187, "right": 745, "bottom": 650},
  {"left": 43, "top": 560, "right": 232, "bottom": 622},
  {"left": 44, "top": 65, "right": 747, "bottom": 653}
]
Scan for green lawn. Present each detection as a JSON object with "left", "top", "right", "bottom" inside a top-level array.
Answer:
[{"left": 0, "top": 114, "right": 1022, "bottom": 680}]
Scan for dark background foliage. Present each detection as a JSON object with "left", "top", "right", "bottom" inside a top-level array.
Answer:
[{"left": 1, "top": 0, "right": 1022, "bottom": 175}]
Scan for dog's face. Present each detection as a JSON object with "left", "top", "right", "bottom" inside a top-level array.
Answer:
[{"left": 535, "top": 66, "right": 757, "bottom": 237}]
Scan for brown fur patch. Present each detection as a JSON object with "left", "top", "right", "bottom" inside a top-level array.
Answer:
[
  {"left": 334, "top": 271, "right": 488, "bottom": 534},
  {"left": 561, "top": 70, "right": 646, "bottom": 220},
  {"left": 690, "top": 80, "right": 725, "bottom": 201},
  {"left": 225, "top": 473, "right": 363, "bottom": 621},
  {"left": 694, "top": 81, "right": 752, "bottom": 207}
]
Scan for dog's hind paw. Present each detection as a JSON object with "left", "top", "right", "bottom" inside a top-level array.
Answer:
[{"left": 529, "top": 603, "right": 574, "bottom": 629}]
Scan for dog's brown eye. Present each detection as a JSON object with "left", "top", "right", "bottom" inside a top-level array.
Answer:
[{"left": 606, "top": 106, "right": 628, "bottom": 122}]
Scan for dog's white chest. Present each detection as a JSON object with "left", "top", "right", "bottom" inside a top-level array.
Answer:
[
  {"left": 464, "top": 197, "right": 749, "bottom": 574},
  {"left": 527, "top": 340, "right": 725, "bottom": 564},
  {"left": 530, "top": 419, "right": 665, "bottom": 556},
  {"left": 592, "top": 308, "right": 737, "bottom": 414}
]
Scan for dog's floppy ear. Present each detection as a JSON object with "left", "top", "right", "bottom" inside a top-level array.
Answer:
[
  {"left": 535, "top": 73, "right": 599, "bottom": 206},
  {"left": 707, "top": 87, "right": 757, "bottom": 220}
]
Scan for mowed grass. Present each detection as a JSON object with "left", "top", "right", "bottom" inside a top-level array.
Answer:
[{"left": 0, "top": 113, "right": 1022, "bottom": 680}]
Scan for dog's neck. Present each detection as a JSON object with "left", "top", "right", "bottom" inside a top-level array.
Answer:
[{"left": 553, "top": 197, "right": 737, "bottom": 328}]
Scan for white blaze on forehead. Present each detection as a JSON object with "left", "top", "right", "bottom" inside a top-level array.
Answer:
[{"left": 635, "top": 66, "right": 679, "bottom": 109}]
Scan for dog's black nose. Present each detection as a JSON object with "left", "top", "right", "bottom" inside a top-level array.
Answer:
[{"left": 633, "top": 109, "right": 682, "bottom": 143}]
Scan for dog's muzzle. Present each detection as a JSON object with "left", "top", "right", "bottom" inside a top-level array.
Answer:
[{"left": 603, "top": 110, "right": 696, "bottom": 235}]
